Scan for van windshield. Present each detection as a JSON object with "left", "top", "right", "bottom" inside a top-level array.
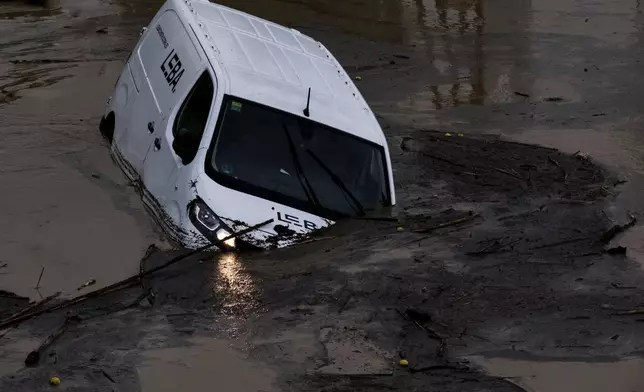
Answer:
[{"left": 206, "top": 96, "right": 390, "bottom": 220}]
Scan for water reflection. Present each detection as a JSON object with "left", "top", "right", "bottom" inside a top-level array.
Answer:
[
  {"left": 396, "top": 0, "right": 533, "bottom": 111},
  {"left": 213, "top": 253, "right": 260, "bottom": 315}
]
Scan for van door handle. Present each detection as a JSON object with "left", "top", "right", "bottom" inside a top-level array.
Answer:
[
  {"left": 147, "top": 121, "right": 155, "bottom": 133},
  {"left": 153, "top": 138, "right": 161, "bottom": 151}
]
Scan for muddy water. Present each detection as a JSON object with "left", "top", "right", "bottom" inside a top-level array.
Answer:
[
  {"left": 2, "top": 0, "right": 644, "bottom": 390},
  {"left": 138, "top": 337, "right": 277, "bottom": 392},
  {"left": 470, "top": 356, "right": 644, "bottom": 392},
  {"left": 0, "top": 0, "right": 167, "bottom": 300}
]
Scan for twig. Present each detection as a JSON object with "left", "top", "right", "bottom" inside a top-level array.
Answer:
[
  {"left": 494, "top": 167, "right": 523, "bottom": 181},
  {"left": 0, "top": 263, "right": 7, "bottom": 269},
  {"left": 35, "top": 266, "right": 44, "bottom": 289},
  {"left": 0, "top": 219, "right": 273, "bottom": 330},
  {"left": 413, "top": 213, "right": 479, "bottom": 234},
  {"left": 548, "top": 156, "right": 568, "bottom": 181},
  {"left": 297, "top": 236, "right": 336, "bottom": 245},
  {"left": 410, "top": 364, "right": 467, "bottom": 373},
  {"left": 422, "top": 152, "right": 467, "bottom": 168},
  {"left": 101, "top": 370, "right": 115, "bottom": 384},
  {"left": 613, "top": 309, "right": 644, "bottom": 316},
  {"left": 533, "top": 237, "right": 588, "bottom": 249}
]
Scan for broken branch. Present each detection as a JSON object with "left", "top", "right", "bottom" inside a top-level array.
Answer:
[
  {"left": 0, "top": 219, "right": 274, "bottom": 330},
  {"left": 35, "top": 265, "right": 44, "bottom": 289},
  {"left": 25, "top": 318, "right": 73, "bottom": 367},
  {"left": 413, "top": 213, "right": 479, "bottom": 234},
  {"left": 613, "top": 309, "right": 644, "bottom": 316},
  {"left": 494, "top": 167, "right": 523, "bottom": 181},
  {"left": 548, "top": 156, "right": 568, "bottom": 181},
  {"left": 0, "top": 292, "right": 61, "bottom": 326}
]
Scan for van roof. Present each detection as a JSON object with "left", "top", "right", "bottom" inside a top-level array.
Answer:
[{"left": 180, "top": 0, "right": 385, "bottom": 145}]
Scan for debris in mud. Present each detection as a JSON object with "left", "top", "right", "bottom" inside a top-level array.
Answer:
[
  {"left": 25, "top": 318, "right": 72, "bottom": 367},
  {"left": 543, "top": 96, "right": 564, "bottom": 102},
  {"left": 613, "top": 308, "right": 644, "bottom": 316},
  {"left": 399, "top": 131, "right": 608, "bottom": 202},
  {"left": 101, "top": 369, "right": 116, "bottom": 384},
  {"left": 605, "top": 245, "right": 627, "bottom": 255},
  {"left": 1, "top": 291, "right": 60, "bottom": 326},
  {"left": 466, "top": 237, "right": 521, "bottom": 256},
  {"left": 76, "top": 278, "right": 96, "bottom": 291},
  {"left": 514, "top": 91, "right": 530, "bottom": 98},
  {"left": 412, "top": 210, "right": 479, "bottom": 234},
  {"left": 95, "top": 27, "right": 108, "bottom": 34},
  {"left": 600, "top": 215, "right": 637, "bottom": 243}
]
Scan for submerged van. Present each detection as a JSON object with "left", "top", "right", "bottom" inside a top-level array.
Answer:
[{"left": 99, "top": 0, "right": 396, "bottom": 250}]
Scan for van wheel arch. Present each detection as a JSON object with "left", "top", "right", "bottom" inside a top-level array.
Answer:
[{"left": 99, "top": 112, "right": 115, "bottom": 143}]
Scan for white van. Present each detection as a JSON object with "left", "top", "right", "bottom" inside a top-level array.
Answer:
[{"left": 99, "top": 0, "right": 396, "bottom": 250}]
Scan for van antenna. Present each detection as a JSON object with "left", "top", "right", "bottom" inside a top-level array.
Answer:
[{"left": 303, "top": 87, "right": 311, "bottom": 117}]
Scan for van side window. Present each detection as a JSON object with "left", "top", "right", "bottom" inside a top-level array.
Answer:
[{"left": 172, "top": 72, "right": 214, "bottom": 164}]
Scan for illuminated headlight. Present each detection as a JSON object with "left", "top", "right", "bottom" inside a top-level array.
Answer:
[
  {"left": 188, "top": 199, "right": 236, "bottom": 250},
  {"left": 216, "top": 228, "right": 236, "bottom": 248}
]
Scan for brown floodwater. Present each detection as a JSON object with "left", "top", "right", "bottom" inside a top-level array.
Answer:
[{"left": 3, "top": 0, "right": 644, "bottom": 390}]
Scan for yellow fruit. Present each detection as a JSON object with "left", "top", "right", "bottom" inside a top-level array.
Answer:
[
  {"left": 399, "top": 359, "right": 409, "bottom": 366},
  {"left": 444, "top": 132, "right": 452, "bottom": 136},
  {"left": 396, "top": 226, "right": 404, "bottom": 232},
  {"left": 457, "top": 132, "right": 464, "bottom": 137},
  {"left": 50, "top": 376, "right": 61, "bottom": 386}
]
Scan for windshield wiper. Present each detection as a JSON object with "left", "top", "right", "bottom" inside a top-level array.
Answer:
[
  {"left": 281, "top": 124, "right": 321, "bottom": 210},
  {"left": 306, "top": 149, "right": 365, "bottom": 217}
]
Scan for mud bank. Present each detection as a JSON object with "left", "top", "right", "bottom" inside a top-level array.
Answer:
[{"left": 1, "top": 131, "right": 639, "bottom": 392}]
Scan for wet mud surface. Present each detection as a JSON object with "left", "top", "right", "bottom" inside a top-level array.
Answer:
[{"left": 3, "top": 0, "right": 644, "bottom": 391}]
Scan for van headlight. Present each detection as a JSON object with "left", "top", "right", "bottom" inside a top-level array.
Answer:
[{"left": 188, "top": 199, "right": 236, "bottom": 249}]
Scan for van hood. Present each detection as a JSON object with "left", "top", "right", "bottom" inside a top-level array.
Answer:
[{"left": 195, "top": 174, "right": 333, "bottom": 249}]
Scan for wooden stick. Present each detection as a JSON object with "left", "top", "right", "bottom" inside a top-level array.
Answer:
[
  {"left": 548, "top": 156, "right": 568, "bottom": 181},
  {"left": 413, "top": 213, "right": 479, "bottom": 234},
  {"left": 0, "top": 219, "right": 273, "bottom": 330},
  {"left": 35, "top": 266, "right": 44, "bottom": 289},
  {"left": 494, "top": 167, "right": 524, "bottom": 181}
]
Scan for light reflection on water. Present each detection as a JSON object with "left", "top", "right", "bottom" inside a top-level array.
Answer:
[{"left": 214, "top": 253, "right": 260, "bottom": 315}]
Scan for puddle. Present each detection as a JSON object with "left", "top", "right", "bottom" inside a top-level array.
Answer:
[
  {"left": 138, "top": 336, "right": 276, "bottom": 392},
  {"left": 470, "top": 356, "right": 644, "bottom": 392}
]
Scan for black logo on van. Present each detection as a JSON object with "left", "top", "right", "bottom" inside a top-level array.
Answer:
[
  {"left": 277, "top": 211, "right": 317, "bottom": 230},
  {"left": 156, "top": 25, "right": 169, "bottom": 49},
  {"left": 160, "top": 49, "right": 184, "bottom": 93}
]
